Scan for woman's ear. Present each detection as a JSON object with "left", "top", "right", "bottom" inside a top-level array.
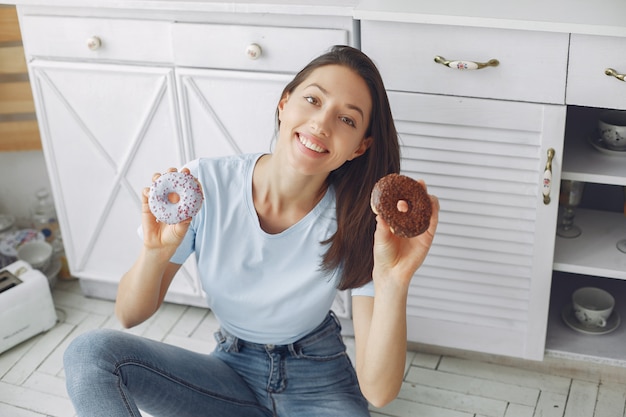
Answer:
[
  {"left": 349, "top": 137, "right": 373, "bottom": 160},
  {"left": 277, "top": 93, "right": 290, "bottom": 120}
]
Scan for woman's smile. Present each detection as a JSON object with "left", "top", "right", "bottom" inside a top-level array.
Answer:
[{"left": 298, "top": 133, "right": 328, "bottom": 154}]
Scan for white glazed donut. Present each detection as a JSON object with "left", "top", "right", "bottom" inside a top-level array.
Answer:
[{"left": 148, "top": 171, "right": 203, "bottom": 224}]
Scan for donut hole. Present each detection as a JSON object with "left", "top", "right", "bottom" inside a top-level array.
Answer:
[
  {"left": 167, "top": 192, "right": 180, "bottom": 204},
  {"left": 396, "top": 199, "right": 410, "bottom": 213}
]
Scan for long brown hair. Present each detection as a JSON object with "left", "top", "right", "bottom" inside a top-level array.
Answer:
[{"left": 277, "top": 45, "right": 401, "bottom": 290}]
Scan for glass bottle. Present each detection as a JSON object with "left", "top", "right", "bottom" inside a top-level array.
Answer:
[{"left": 31, "top": 188, "right": 59, "bottom": 242}]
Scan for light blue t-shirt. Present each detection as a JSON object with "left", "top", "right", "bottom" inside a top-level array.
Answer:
[{"left": 170, "top": 154, "right": 374, "bottom": 345}]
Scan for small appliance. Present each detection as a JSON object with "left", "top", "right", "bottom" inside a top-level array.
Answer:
[{"left": 0, "top": 260, "right": 57, "bottom": 354}]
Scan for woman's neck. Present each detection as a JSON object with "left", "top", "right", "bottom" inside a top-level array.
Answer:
[{"left": 252, "top": 154, "right": 328, "bottom": 234}]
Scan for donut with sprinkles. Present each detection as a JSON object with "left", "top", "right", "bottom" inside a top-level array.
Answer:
[{"left": 148, "top": 171, "right": 203, "bottom": 224}]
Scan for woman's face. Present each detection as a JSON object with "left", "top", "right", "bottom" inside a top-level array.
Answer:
[{"left": 277, "top": 65, "right": 373, "bottom": 176}]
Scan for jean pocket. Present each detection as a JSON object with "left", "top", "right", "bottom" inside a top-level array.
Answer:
[
  {"left": 214, "top": 330, "right": 239, "bottom": 353},
  {"left": 294, "top": 333, "right": 347, "bottom": 361}
]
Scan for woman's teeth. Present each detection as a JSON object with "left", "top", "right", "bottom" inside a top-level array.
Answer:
[{"left": 299, "top": 136, "right": 326, "bottom": 153}]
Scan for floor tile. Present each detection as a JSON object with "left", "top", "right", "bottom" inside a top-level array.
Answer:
[{"left": 1, "top": 280, "right": 626, "bottom": 417}]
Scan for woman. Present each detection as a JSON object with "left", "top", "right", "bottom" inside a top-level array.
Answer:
[{"left": 64, "top": 45, "right": 439, "bottom": 417}]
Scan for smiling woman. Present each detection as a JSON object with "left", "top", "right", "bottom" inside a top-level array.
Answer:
[
  {"left": 0, "top": 5, "right": 41, "bottom": 151},
  {"left": 63, "top": 45, "right": 439, "bottom": 416}
]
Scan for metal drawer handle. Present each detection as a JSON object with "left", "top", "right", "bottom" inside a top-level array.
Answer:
[
  {"left": 434, "top": 55, "right": 499, "bottom": 70},
  {"left": 86, "top": 36, "right": 102, "bottom": 51},
  {"left": 246, "top": 43, "right": 262, "bottom": 60},
  {"left": 605, "top": 68, "right": 625, "bottom": 82},
  {"left": 542, "top": 148, "right": 555, "bottom": 205}
]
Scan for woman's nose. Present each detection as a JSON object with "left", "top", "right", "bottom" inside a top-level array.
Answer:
[{"left": 310, "top": 109, "right": 332, "bottom": 136}]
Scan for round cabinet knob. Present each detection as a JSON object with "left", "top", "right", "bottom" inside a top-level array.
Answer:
[
  {"left": 86, "top": 36, "right": 102, "bottom": 51},
  {"left": 245, "top": 43, "right": 262, "bottom": 60}
]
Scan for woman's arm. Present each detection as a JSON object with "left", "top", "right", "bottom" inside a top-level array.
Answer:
[
  {"left": 115, "top": 170, "right": 196, "bottom": 328},
  {"left": 115, "top": 253, "right": 181, "bottom": 328},
  {"left": 352, "top": 192, "right": 439, "bottom": 407}
]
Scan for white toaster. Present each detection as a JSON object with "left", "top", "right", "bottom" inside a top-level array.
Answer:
[{"left": 0, "top": 260, "right": 57, "bottom": 354}]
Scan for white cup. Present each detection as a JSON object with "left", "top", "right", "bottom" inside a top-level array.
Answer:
[
  {"left": 598, "top": 110, "right": 626, "bottom": 150},
  {"left": 17, "top": 240, "right": 53, "bottom": 271},
  {"left": 572, "top": 287, "right": 615, "bottom": 328}
]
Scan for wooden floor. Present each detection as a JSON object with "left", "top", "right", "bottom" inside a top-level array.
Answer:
[{"left": 2, "top": 279, "right": 626, "bottom": 417}]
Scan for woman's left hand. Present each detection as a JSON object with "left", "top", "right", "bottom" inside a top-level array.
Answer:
[{"left": 372, "top": 183, "right": 439, "bottom": 289}]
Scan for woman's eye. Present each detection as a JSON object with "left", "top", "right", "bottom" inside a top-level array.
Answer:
[
  {"left": 305, "top": 96, "right": 318, "bottom": 105},
  {"left": 341, "top": 116, "right": 355, "bottom": 127}
]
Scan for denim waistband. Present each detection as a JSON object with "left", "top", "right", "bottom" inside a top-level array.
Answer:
[{"left": 214, "top": 311, "right": 342, "bottom": 355}]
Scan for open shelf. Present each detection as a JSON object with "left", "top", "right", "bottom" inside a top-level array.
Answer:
[
  {"left": 553, "top": 208, "right": 626, "bottom": 280},
  {"left": 546, "top": 272, "right": 626, "bottom": 365},
  {"left": 547, "top": 106, "right": 626, "bottom": 365},
  {"left": 561, "top": 107, "right": 626, "bottom": 186}
]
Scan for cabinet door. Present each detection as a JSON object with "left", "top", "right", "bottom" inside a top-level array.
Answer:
[
  {"left": 390, "top": 92, "right": 565, "bottom": 360},
  {"left": 176, "top": 68, "right": 292, "bottom": 159},
  {"left": 29, "top": 60, "right": 204, "bottom": 305}
]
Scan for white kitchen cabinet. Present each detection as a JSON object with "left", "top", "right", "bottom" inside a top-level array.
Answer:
[
  {"left": 17, "top": 0, "right": 625, "bottom": 364},
  {"left": 362, "top": 20, "right": 567, "bottom": 360},
  {"left": 16, "top": 5, "right": 355, "bottom": 315},
  {"left": 18, "top": 13, "right": 206, "bottom": 305},
  {"left": 26, "top": 59, "right": 206, "bottom": 305},
  {"left": 548, "top": 31, "right": 626, "bottom": 362},
  {"left": 389, "top": 92, "right": 565, "bottom": 360}
]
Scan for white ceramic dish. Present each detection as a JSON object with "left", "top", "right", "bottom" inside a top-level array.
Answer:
[
  {"left": 588, "top": 135, "right": 626, "bottom": 156},
  {"left": 562, "top": 304, "right": 621, "bottom": 335}
]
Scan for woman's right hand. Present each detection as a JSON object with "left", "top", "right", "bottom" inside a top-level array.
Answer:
[{"left": 140, "top": 168, "right": 195, "bottom": 253}]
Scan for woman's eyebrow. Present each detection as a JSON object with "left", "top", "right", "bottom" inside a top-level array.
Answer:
[{"left": 306, "top": 83, "right": 365, "bottom": 121}]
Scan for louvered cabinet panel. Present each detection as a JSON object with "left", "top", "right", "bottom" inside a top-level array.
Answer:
[{"left": 389, "top": 91, "right": 566, "bottom": 359}]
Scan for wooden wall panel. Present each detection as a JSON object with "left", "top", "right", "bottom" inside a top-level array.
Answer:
[
  {"left": 0, "top": 81, "right": 35, "bottom": 114},
  {"left": 0, "top": 46, "right": 28, "bottom": 74},
  {"left": 0, "top": 6, "right": 22, "bottom": 43},
  {"left": 0, "top": 5, "right": 41, "bottom": 151}
]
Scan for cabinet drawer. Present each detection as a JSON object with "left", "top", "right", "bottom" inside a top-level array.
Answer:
[
  {"left": 173, "top": 23, "right": 348, "bottom": 72},
  {"left": 361, "top": 21, "right": 569, "bottom": 104},
  {"left": 567, "top": 34, "right": 626, "bottom": 111},
  {"left": 19, "top": 15, "right": 173, "bottom": 63}
]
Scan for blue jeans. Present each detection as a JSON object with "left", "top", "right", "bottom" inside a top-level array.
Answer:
[{"left": 64, "top": 312, "right": 370, "bottom": 416}]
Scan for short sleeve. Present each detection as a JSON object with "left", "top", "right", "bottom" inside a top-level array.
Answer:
[
  {"left": 137, "top": 223, "right": 195, "bottom": 265},
  {"left": 170, "top": 226, "right": 195, "bottom": 265},
  {"left": 350, "top": 280, "right": 374, "bottom": 297}
]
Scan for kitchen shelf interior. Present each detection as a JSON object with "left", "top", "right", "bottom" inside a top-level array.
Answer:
[
  {"left": 548, "top": 105, "right": 626, "bottom": 363},
  {"left": 555, "top": 106, "right": 626, "bottom": 279}
]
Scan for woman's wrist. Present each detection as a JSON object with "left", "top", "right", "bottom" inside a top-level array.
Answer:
[
  {"left": 372, "top": 269, "right": 411, "bottom": 300},
  {"left": 141, "top": 245, "right": 176, "bottom": 266}
]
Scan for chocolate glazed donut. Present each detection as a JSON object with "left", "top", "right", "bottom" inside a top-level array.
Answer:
[{"left": 370, "top": 174, "right": 432, "bottom": 238}]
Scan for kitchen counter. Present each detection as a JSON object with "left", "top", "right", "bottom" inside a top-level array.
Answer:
[
  {"left": 4, "top": 0, "right": 626, "bottom": 36},
  {"left": 355, "top": 0, "right": 626, "bottom": 37},
  {"left": 0, "top": 0, "right": 357, "bottom": 16}
]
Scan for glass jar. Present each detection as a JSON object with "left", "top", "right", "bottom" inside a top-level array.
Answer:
[{"left": 31, "top": 189, "right": 59, "bottom": 242}]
